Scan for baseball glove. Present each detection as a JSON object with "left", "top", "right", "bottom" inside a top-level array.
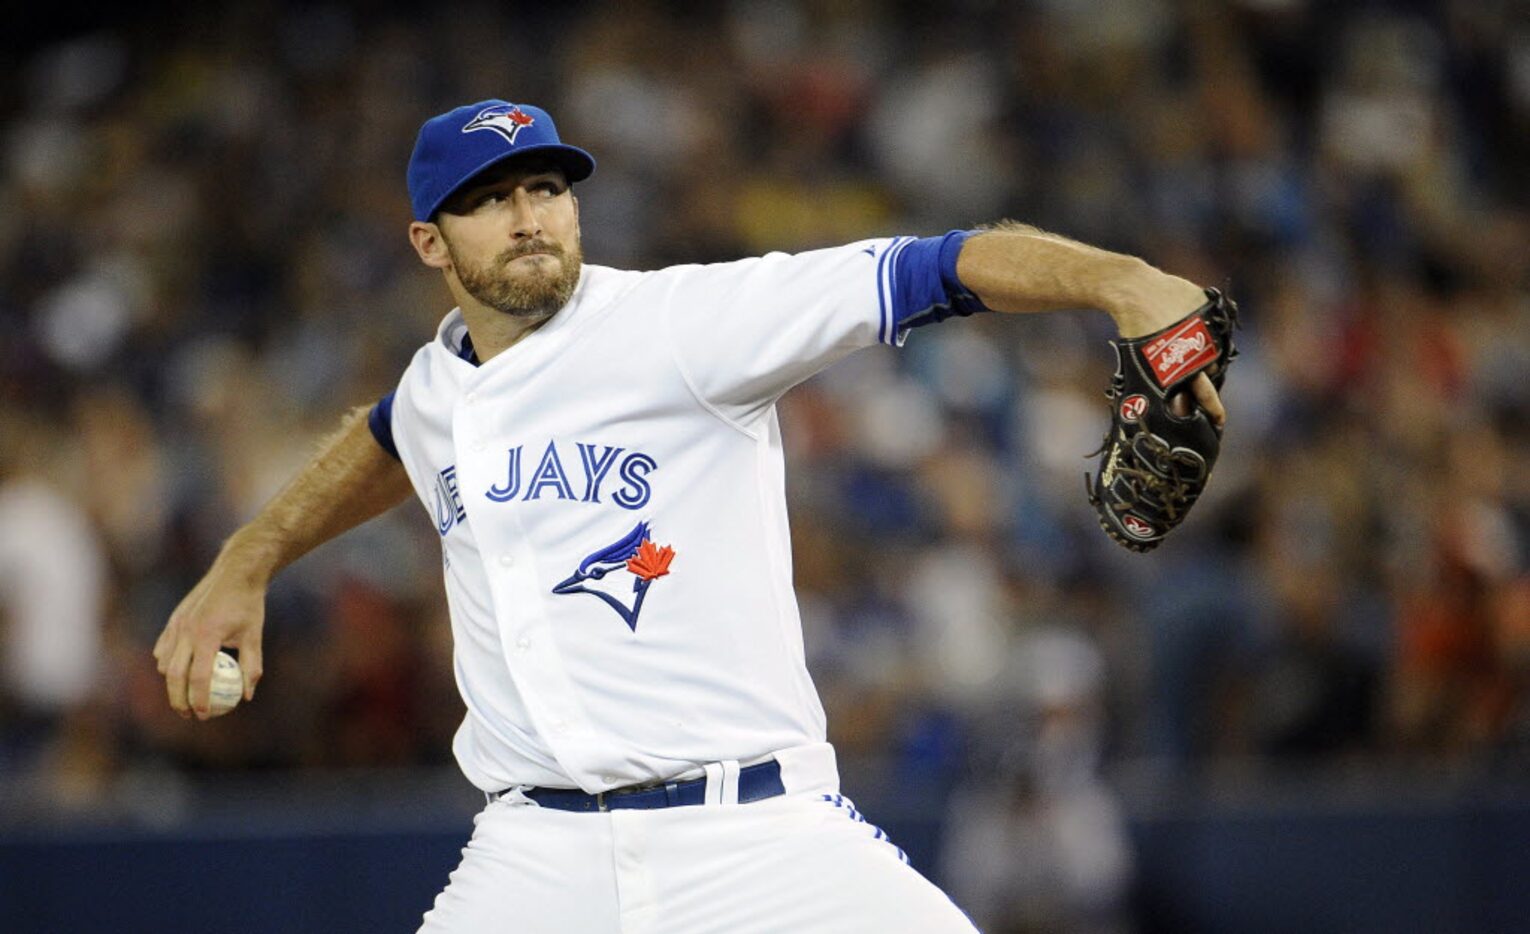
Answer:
[{"left": 1086, "top": 287, "right": 1239, "bottom": 552}]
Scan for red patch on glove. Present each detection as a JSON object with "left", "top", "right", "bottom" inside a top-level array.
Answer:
[{"left": 1141, "top": 316, "right": 1218, "bottom": 389}]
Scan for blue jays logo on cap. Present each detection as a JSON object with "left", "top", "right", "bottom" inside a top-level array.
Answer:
[
  {"left": 463, "top": 104, "right": 537, "bottom": 145},
  {"left": 407, "top": 99, "right": 596, "bottom": 222},
  {"left": 552, "top": 521, "right": 676, "bottom": 631}
]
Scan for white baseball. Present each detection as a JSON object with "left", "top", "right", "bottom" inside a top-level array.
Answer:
[{"left": 207, "top": 650, "right": 244, "bottom": 717}]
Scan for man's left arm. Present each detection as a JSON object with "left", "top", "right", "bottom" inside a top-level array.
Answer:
[{"left": 954, "top": 222, "right": 1225, "bottom": 424}]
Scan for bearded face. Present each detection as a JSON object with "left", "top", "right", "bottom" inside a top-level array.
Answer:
[
  {"left": 426, "top": 158, "right": 585, "bottom": 321},
  {"left": 448, "top": 235, "right": 583, "bottom": 319}
]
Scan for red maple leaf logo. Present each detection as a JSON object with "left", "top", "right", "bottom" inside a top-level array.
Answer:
[
  {"left": 506, "top": 107, "right": 535, "bottom": 127},
  {"left": 627, "top": 540, "right": 675, "bottom": 581}
]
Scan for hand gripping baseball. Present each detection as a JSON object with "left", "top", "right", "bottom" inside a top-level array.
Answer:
[
  {"left": 153, "top": 554, "right": 266, "bottom": 719},
  {"left": 1086, "top": 287, "right": 1239, "bottom": 552}
]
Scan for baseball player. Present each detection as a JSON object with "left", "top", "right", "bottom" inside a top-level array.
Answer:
[{"left": 154, "top": 99, "right": 1225, "bottom": 932}]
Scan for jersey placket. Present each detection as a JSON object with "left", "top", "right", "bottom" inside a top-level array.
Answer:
[{"left": 451, "top": 383, "right": 598, "bottom": 784}]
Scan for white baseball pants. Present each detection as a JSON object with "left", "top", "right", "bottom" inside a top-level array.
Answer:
[{"left": 417, "top": 745, "right": 977, "bottom": 933}]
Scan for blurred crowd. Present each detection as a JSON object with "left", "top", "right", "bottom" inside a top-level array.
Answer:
[{"left": 1, "top": 1, "right": 1526, "bottom": 931}]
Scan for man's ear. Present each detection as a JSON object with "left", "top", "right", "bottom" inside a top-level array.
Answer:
[{"left": 409, "top": 221, "right": 453, "bottom": 269}]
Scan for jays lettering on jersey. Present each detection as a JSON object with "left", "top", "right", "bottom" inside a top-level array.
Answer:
[{"left": 370, "top": 231, "right": 987, "bottom": 794}]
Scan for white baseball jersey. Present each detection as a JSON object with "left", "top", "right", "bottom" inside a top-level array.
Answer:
[{"left": 371, "top": 232, "right": 986, "bottom": 795}]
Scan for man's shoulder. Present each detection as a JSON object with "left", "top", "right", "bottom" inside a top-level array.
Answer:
[
  {"left": 649, "top": 239, "right": 896, "bottom": 279},
  {"left": 579, "top": 263, "right": 660, "bottom": 283},
  {"left": 578, "top": 240, "right": 896, "bottom": 317}
]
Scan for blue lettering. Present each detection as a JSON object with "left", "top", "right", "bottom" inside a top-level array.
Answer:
[
  {"left": 481, "top": 441, "right": 659, "bottom": 511},
  {"left": 434, "top": 466, "right": 466, "bottom": 535},
  {"left": 577, "top": 443, "right": 624, "bottom": 503},
  {"left": 485, "top": 446, "right": 524, "bottom": 503},
  {"left": 523, "top": 440, "right": 575, "bottom": 501},
  {"left": 612, "top": 453, "right": 657, "bottom": 510}
]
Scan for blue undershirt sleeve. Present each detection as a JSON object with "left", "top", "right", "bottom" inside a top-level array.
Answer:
[
  {"left": 883, "top": 229, "right": 993, "bottom": 345},
  {"left": 367, "top": 391, "right": 400, "bottom": 461}
]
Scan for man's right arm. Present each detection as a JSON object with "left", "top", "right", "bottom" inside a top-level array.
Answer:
[{"left": 154, "top": 405, "right": 413, "bottom": 719}]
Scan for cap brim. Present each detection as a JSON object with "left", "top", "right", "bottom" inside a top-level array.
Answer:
[{"left": 421, "top": 143, "right": 596, "bottom": 221}]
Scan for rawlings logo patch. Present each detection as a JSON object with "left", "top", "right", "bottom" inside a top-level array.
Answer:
[
  {"left": 463, "top": 104, "right": 537, "bottom": 146},
  {"left": 1119, "top": 394, "right": 1148, "bottom": 423},
  {"left": 1141, "top": 317, "right": 1218, "bottom": 389},
  {"left": 552, "top": 521, "right": 676, "bottom": 631},
  {"left": 1121, "top": 515, "right": 1158, "bottom": 539}
]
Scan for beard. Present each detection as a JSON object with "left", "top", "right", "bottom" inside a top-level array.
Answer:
[{"left": 450, "top": 237, "right": 583, "bottom": 319}]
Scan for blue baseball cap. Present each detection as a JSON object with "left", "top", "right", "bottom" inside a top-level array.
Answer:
[{"left": 407, "top": 100, "right": 596, "bottom": 222}]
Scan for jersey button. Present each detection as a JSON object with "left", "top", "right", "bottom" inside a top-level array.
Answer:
[
  {"left": 552, "top": 719, "right": 568, "bottom": 733},
  {"left": 515, "top": 636, "right": 531, "bottom": 651},
  {"left": 602, "top": 776, "right": 616, "bottom": 786},
  {"left": 465, "top": 391, "right": 479, "bottom": 405},
  {"left": 471, "top": 440, "right": 486, "bottom": 452},
  {"left": 499, "top": 554, "right": 514, "bottom": 567}
]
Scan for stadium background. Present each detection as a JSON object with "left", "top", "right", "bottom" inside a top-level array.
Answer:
[{"left": 1, "top": 1, "right": 1526, "bottom": 932}]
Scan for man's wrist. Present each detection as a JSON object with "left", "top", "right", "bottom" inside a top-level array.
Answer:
[
  {"left": 1102, "top": 262, "right": 1208, "bottom": 338},
  {"left": 219, "top": 527, "right": 282, "bottom": 586}
]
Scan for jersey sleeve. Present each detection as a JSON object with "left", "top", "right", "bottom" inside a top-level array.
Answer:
[
  {"left": 367, "top": 391, "right": 401, "bottom": 461},
  {"left": 666, "top": 230, "right": 990, "bottom": 425}
]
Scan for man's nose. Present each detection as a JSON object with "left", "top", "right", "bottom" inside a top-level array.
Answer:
[{"left": 508, "top": 189, "right": 542, "bottom": 239}]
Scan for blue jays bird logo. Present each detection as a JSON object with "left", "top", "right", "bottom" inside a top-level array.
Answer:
[
  {"left": 552, "top": 521, "right": 675, "bottom": 631},
  {"left": 463, "top": 104, "right": 537, "bottom": 145}
]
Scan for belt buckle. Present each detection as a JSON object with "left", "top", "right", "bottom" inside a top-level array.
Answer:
[{"left": 596, "top": 791, "right": 608, "bottom": 813}]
